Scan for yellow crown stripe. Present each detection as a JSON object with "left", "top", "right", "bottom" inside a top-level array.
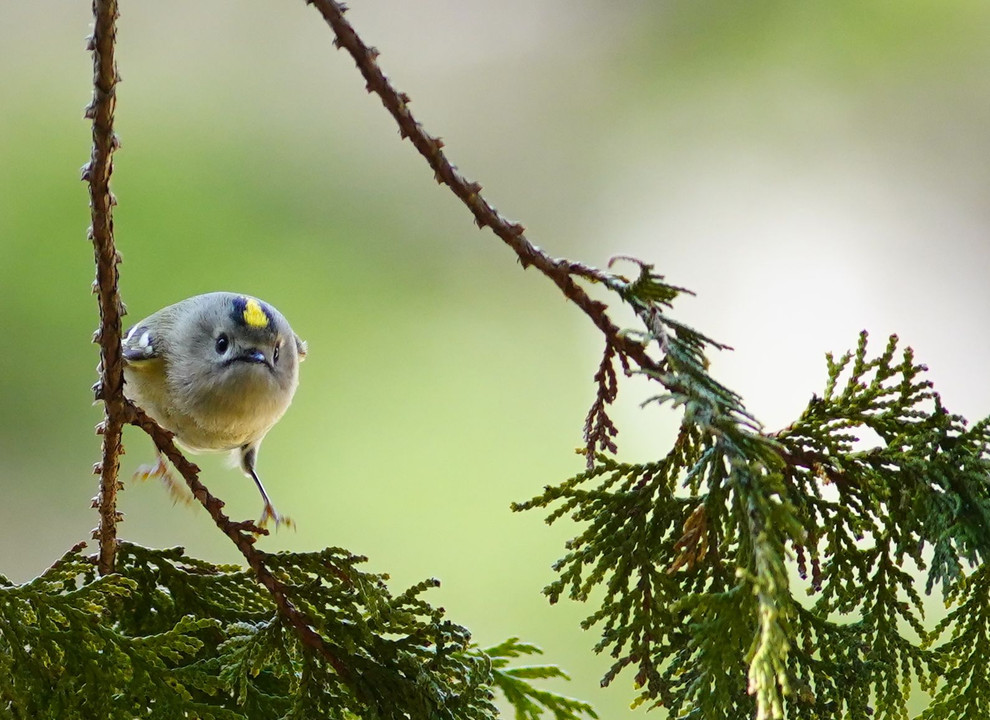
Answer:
[{"left": 243, "top": 298, "right": 270, "bottom": 328}]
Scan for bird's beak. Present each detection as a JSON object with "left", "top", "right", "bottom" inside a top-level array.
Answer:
[{"left": 238, "top": 348, "right": 269, "bottom": 365}]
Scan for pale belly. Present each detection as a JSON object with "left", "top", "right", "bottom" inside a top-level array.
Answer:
[{"left": 124, "top": 363, "right": 289, "bottom": 452}]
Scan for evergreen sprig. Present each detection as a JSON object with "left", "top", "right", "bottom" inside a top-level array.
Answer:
[
  {"left": 481, "top": 638, "right": 598, "bottom": 720},
  {"left": 517, "top": 267, "right": 990, "bottom": 719},
  {"left": 0, "top": 543, "right": 597, "bottom": 720},
  {"left": 921, "top": 561, "right": 990, "bottom": 718},
  {"left": 0, "top": 544, "right": 229, "bottom": 720}
]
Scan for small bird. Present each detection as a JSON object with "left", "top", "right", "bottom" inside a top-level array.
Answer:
[{"left": 122, "top": 292, "right": 306, "bottom": 528}]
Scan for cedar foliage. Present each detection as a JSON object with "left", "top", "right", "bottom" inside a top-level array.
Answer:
[
  {"left": 515, "top": 264, "right": 990, "bottom": 718},
  {"left": 0, "top": 542, "right": 596, "bottom": 719}
]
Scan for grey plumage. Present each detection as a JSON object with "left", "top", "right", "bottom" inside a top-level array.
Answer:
[{"left": 122, "top": 292, "right": 306, "bottom": 527}]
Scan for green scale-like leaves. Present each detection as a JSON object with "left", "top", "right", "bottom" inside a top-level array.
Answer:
[
  {"left": 0, "top": 546, "right": 230, "bottom": 720},
  {"left": 484, "top": 638, "right": 598, "bottom": 720},
  {"left": 0, "top": 543, "right": 597, "bottom": 720},
  {"left": 518, "top": 263, "right": 990, "bottom": 719}
]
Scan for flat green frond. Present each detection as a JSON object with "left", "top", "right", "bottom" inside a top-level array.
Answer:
[
  {"left": 1, "top": 543, "right": 590, "bottom": 719},
  {"left": 520, "top": 268, "right": 990, "bottom": 720},
  {"left": 921, "top": 563, "right": 990, "bottom": 718},
  {"left": 480, "top": 639, "right": 598, "bottom": 720}
]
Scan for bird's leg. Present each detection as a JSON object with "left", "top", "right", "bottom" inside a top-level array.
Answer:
[
  {"left": 248, "top": 467, "right": 295, "bottom": 529},
  {"left": 242, "top": 445, "right": 294, "bottom": 530},
  {"left": 133, "top": 452, "right": 194, "bottom": 506}
]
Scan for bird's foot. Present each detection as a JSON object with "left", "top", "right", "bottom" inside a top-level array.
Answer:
[
  {"left": 133, "top": 455, "right": 194, "bottom": 506},
  {"left": 133, "top": 455, "right": 168, "bottom": 482},
  {"left": 258, "top": 502, "right": 295, "bottom": 531}
]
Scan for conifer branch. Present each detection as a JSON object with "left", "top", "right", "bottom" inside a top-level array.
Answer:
[
  {"left": 583, "top": 341, "right": 620, "bottom": 468},
  {"left": 70, "top": 7, "right": 598, "bottom": 716},
  {"left": 79, "top": 0, "right": 346, "bottom": 687},
  {"left": 519, "top": 327, "right": 990, "bottom": 716},
  {"left": 126, "top": 404, "right": 352, "bottom": 680},
  {"left": 304, "top": 0, "right": 662, "bottom": 379},
  {"left": 83, "top": 0, "right": 125, "bottom": 577}
]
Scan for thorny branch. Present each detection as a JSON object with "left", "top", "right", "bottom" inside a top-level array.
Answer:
[
  {"left": 83, "top": 0, "right": 349, "bottom": 681},
  {"left": 128, "top": 404, "right": 351, "bottom": 679},
  {"left": 83, "top": 0, "right": 124, "bottom": 577},
  {"left": 81, "top": 0, "right": 726, "bottom": 700},
  {"left": 306, "top": 0, "right": 662, "bottom": 378}
]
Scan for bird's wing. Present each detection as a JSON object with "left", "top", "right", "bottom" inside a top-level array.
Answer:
[{"left": 121, "top": 323, "right": 160, "bottom": 362}]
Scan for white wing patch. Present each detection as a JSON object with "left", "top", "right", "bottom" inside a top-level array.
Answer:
[{"left": 122, "top": 324, "right": 158, "bottom": 362}]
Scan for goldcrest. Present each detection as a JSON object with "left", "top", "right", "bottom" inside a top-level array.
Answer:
[{"left": 122, "top": 292, "right": 306, "bottom": 527}]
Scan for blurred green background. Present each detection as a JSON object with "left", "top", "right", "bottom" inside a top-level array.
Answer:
[{"left": 2, "top": 1, "right": 990, "bottom": 716}]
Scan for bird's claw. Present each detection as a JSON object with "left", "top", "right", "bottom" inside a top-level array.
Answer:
[
  {"left": 258, "top": 502, "right": 295, "bottom": 531},
  {"left": 133, "top": 456, "right": 194, "bottom": 506},
  {"left": 133, "top": 456, "right": 168, "bottom": 483}
]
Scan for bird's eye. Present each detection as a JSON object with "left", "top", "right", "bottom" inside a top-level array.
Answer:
[
  {"left": 215, "top": 334, "right": 230, "bottom": 354},
  {"left": 273, "top": 343, "right": 281, "bottom": 364}
]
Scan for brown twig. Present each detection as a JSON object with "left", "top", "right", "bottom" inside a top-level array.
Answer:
[
  {"left": 83, "top": 0, "right": 125, "bottom": 577},
  {"left": 583, "top": 341, "right": 620, "bottom": 468},
  {"left": 305, "top": 0, "right": 661, "bottom": 376},
  {"left": 80, "top": 0, "right": 348, "bottom": 680},
  {"left": 127, "top": 404, "right": 351, "bottom": 678}
]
